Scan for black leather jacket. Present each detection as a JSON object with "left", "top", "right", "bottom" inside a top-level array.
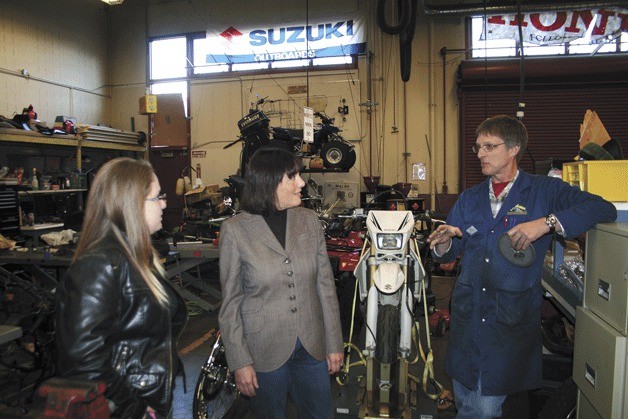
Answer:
[{"left": 55, "top": 235, "right": 188, "bottom": 418}]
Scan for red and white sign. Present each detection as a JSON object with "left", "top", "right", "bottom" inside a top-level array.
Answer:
[{"left": 482, "top": 8, "right": 628, "bottom": 45}]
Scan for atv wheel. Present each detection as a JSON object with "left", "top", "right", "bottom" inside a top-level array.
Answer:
[{"left": 321, "top": 141, "right": 356, "bottom": 170}]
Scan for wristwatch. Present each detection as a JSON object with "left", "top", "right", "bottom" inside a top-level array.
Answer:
[{"left": 545, "top": 214, "right": 558, "bottom": 234}]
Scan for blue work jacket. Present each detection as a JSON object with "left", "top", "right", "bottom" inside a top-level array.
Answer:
[{"left": 434, "top": 171, "right": 616, "bottom": 395}]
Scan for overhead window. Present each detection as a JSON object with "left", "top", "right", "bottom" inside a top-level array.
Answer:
[
  {"left": 150, "top": 4, "right": 365, "bottom": 83},
  {"left": 469, "top": 8, "right": 627, "bottom": 58},
  {"left": 149, "top": 17, "right": 363, "bottom": 105},
  {"left": 149, "top": 36, "right": 189, "bottom": 116},
  {"left": 150, "top": 37, "right": 187, "bottom": 79}
]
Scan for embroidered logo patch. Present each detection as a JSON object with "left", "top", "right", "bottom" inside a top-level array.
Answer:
[
  {"left": 507, "top": 204, "right": 527, "bottom": 215},
  {"left": 466, "top": 226, "right": 477, "bottom": 235}
]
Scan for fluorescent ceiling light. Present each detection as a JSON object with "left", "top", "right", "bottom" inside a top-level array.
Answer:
[{"left": 102, "top": 0, "right": 124, "bottom": 5}]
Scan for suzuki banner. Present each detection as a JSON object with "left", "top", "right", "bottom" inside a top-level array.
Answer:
[
  {"left": 481, "top": 8, "right": 628, "bottom": 45},
  {"left": 200, "top": 11, "right": 366, "bottom": 65}
]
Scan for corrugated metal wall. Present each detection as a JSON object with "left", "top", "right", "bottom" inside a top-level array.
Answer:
[{"left": 458, "top": 57, "right": 628, "bottom": 189}]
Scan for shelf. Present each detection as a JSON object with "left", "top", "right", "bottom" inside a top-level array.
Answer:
[
  {"left": 20, "top": 222, "right": 64, "bottom": 231},
  {"left": 301, "top": 168, "right": 349, "bottom": 173},
  {"left": 0, "top": 127, "right": 146, "bottom": 152},
  {"left": 0, "top": 128, "right": 77, "bottom": 147},
  {"left": 541, "top": 264, "right": 579, "bottom": 323},
  {"left": 81, "top": 139, "right": 145, "bottom": 152},
  {"left": 18, "top": 189, "right": 87, "bottom": 196}
]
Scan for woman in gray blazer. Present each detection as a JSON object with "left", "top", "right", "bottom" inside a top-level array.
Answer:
[{"left": 218, "top": 147, "right": 344, "bottom": 418}]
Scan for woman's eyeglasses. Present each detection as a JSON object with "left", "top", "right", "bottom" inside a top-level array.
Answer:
[
  {"left": 472, "top": 142, "right": 505, "bottom": 153},
  {"left": 146, "top": 193, "right": 167, "bottom": 202}
]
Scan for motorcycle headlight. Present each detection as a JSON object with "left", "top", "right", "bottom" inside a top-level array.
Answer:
[{"left": 376, "top": 233, "right": 403, "bottom": 250}]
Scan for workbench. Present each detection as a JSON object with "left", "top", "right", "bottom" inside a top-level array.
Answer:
[
  {"left": 0, "top": 241, "right": 223, "bottom": 313},
  {"left": 0, "top": 247, "right": 72, "bottom": 289},
  {"left": 165, "top": 242, "right": 222, "bottom": 313}
]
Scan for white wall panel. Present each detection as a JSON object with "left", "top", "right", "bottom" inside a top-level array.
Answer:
[{"left": 0, "top": 0, "right": 109, "bottom": 126}]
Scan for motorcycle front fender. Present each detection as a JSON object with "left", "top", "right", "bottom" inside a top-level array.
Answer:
[
  {"left": 365, "top": 286, "right": 379, "bottom": 357},
  {"left": 354, "top": 249, "right": 371, "bottom": 301}
]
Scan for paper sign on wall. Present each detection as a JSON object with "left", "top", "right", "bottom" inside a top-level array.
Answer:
[{"left": 303, "top": 107, "right": 314, "bottom": 144}]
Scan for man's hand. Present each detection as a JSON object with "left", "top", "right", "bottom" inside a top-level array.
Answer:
[
  {"left": 427, "top": 224, "right": 463, "bottom": 252},
  {"left": 327, "top": 352, "right": 343, "bottom": 374},
  {"left": 234, "top": 365, "right": 258, "bottom": 397},
  {"left": 507, "top": 218, "right": 553, "bottom": 250}
]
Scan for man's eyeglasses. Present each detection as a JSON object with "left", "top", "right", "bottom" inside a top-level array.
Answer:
[
  {"left": 472, "top": 142, "right": 505, "bottom": 153},
  {"left": 146, "top": 193, "right": 167, "bottom": 202}
]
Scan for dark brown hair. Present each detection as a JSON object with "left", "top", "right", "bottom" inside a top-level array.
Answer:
[{"left": 240, "top": 147, "right": 300, "bottom": 215}]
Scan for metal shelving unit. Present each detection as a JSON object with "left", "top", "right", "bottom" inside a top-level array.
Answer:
[
  {"left": 0, "top": 128, "right": 146, "bottom": 239},
  {"left": 0, "top": 128, "right": 146, "bottom": 171}
]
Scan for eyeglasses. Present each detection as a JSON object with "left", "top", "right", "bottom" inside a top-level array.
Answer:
[
  {"left": 146, "top": 193, "right": 167, "bottom": 202},
  {"left": 472, "top": 142, "right": 505, "bottom": 153}
]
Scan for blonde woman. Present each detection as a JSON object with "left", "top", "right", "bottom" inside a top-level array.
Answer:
[{"left": 55, "top": 158, "right": 187, "bottom": 419}]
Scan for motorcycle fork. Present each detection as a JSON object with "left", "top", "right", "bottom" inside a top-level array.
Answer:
[{"left": 364, "top": 253, "right": 412, "bottom": 417}]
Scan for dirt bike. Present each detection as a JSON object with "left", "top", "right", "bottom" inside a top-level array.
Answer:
[{"left": 335, "top": 209, "right": 445, "bottom": 417}]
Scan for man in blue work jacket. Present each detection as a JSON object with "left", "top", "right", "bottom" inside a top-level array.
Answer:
[{"left": 427, "top": 115, "right": 617, "bottom": 418}]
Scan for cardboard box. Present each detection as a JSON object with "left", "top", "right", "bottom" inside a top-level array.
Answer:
[{"left": 184, "top": 185, "right": 222, "bottom": 205}]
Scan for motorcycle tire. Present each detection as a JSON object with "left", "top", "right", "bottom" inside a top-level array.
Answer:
[
  {"left": 432, "top": 316, "right": 447, "bottom": 337},
  {"left": 320, "top": 141, "right": 356, "bottom": 170},
  {"left": 375, "top": 304, "right": 400, "bottom": 364},
  {"left": 192, "top": 335, "right": 248, "bottom": 419}
]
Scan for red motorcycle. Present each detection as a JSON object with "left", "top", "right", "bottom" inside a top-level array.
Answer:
[{"left": 326, "top": 224, "right": 365, "bottom": 340}]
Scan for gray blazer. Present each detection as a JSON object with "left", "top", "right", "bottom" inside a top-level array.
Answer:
[{"left": 218, "top": 206, "right": 344, "bottom": 372}]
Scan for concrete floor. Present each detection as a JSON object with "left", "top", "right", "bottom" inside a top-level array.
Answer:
[{"left": 172, "top": 275, "right": 458, "bottom": 419}]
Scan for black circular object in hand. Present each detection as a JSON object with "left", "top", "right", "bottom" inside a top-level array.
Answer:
[{"left": 498, "top": 233, "right": 535, "bottom": 268}]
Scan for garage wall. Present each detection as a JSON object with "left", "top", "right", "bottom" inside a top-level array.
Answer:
[
  {"left": 188, "top": 71, "right": 365, "bottom": 187},
  {"left": 0, "top": 0, "right": 465, "bottom": 207},
  {"left": 0, "top": 0, "right": 110, "bottom": 127},
  {"left": 105, "top": 0, "right": 465, "bottom": 202}
]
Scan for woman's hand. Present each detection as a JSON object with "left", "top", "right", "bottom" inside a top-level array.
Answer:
[
  {"left": 327, "top": 352, "right": 343, "bottom": 374},
  {"left": 234, "top": 365, "right": 258, "bottom": 397}
]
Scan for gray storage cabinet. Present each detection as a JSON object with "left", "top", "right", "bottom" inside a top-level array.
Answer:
[{"left": 574, "top": 223, "right": 627, "bottom": 419}]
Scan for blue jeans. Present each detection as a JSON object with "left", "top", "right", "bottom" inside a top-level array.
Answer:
[
  {"left": 249, "top": 338, "right": 331, "bottom": 419},
  {"left": 453, "top": 378, "right": 506, "bottom": 419}
]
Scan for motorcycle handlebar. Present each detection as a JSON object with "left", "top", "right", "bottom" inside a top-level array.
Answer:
[
  {"left": 314, "top": 112, "right": 334, "bottom": 125},
  {"left": 337, "top": 214, "right": 366, "bottom": 219},
  {"left": 223, "top": 137, "right": 243, "bottom": 149},
  {"left": 206, "top": 216, "right": 230, "bottom": 224}
]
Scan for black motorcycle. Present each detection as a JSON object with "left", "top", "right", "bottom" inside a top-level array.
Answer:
[
  {"left": 0, "top": 265, "right": 56, "bottom": 410},
  {"left": 192, "top": 330, "right": 248, "bottom": 419}
]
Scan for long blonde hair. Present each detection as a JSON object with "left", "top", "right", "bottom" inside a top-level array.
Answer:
[{"left": 74, "top": 157, "right": 169, "bottom": 305}]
